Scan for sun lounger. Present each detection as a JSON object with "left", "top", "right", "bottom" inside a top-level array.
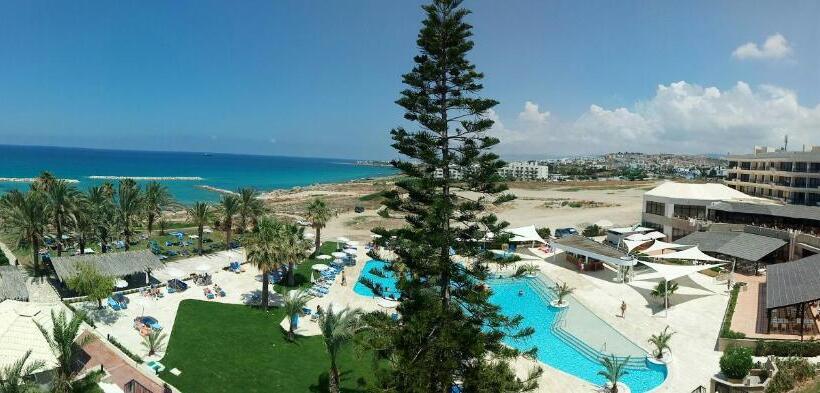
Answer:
[{"left": 108, "top": 297, "right": 122, "bottom": 311}]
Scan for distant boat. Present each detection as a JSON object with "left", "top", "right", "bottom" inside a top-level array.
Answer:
[{"left": 202, "top": 153, "right": 213, "bottom": 156}]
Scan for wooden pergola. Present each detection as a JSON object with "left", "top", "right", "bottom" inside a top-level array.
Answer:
[{"left": 765, "top": 254, "right": 820, "bottom": 340}]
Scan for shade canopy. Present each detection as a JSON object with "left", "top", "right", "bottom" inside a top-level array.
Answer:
[
  {"left": 766, "top": 254, "right": 820, "bottom": 310},
  {"left": 651, "top": 246, "right": 727, "bottom": 263},
  {"left": 552, "top": 235, "right": 637, "bottom": 267},
  {"left": 316, "top": 255, "right": 332, "bottom": 260},
  {"left": 114, "top": 279, "right": 129, "bottom": 289},
  {"left": 625, "top": 231, "right": 666, "bottom": 241},
  {"left": 641, "top": 240, "right": 691, "bottom": 255},
  {"left": 504, "top": 225, "right": 547, "bottom": 244},
  {"left": 304, "top": 232, "right": 315, "bottom": 239},
  {"left": 312, "top": 264, "right": 330, "bottom": 271},
  {"left": 343, "top": 249, "right": 357, "bottom": 255},
  {"left": 331, "top": 252, "right": 347, "bottom": 259},
  {"left": 635, "top": 260, "right": 726, "bottom": 282},
  {"left": 674, "top": 231, "right": 787, "bottom": 262},
  {"left": 623, "top": 239, "right": 651, "bottom": 252},
  {"left": 51, "top": 250, "right": 164, "bottom": 283},
  {"left": 0, "top": 266, "right": 28, "bottom": 301},
  {"left": 336, "top": 237, "right": 351, "bottom": 243}
]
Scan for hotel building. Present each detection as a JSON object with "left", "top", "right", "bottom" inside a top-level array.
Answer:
[{"left": 726, "top": 146, "right": 820, "bottom": 206}]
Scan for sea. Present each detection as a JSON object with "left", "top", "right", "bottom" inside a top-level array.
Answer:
[{"left": 0, "top": 145, "right": 397, "bottom": 204}]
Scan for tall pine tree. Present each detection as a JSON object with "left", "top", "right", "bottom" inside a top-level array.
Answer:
[{"left": 370, "top": 1, "right": 542, "bottom": 391}]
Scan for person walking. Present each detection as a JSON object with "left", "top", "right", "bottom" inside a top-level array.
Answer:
[
  {"left": 620, "top": 301, "right": 627, "bottom": 318},
  {"left": 341, "top": 271, "right": 347, "bottom": 286}
]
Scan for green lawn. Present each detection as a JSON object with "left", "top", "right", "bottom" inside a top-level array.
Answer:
[
  {"left": 158, "top": 300, "right": 381, "bottom": 393},
  {"left": 285, "top": 241, "right": 341, "bottom": 289}
]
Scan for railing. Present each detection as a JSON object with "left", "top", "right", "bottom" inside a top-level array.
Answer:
[{"left": 690, "top": 385, "right": 707, "bottom": 393}]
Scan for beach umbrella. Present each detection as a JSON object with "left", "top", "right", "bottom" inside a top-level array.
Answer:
[
  {"left": 203, "top": 228, "right": 213, "bottom": 234},
  {"left": 331, "top": 252, "right": 347, "bottom": 259},
  {"left": 189, "top": 234, "right": 199, "bottom": 239},
  {"left": 312, "top": 264, "right": 330, "bottom": 271},
  {"left": 317, "top": 254, "right": 332, "bottom": 260},
  {"left": 336, "top": 237, "right": 350, "bottom": 243},
  {"left": 343, "top": 249, "right": 357, "bottom": 255},
  {"left": 132, "top": 297, "right": 149, "bottom": 318},
  {"left": 346, "top": 240, "right": 360, "bottom": 246},
  {"left": 304, "top": 232, "right": 315, "bottom": 239},
  {"left": 165, "top": 267, "right": 185, "bottom": 279},
  {"left": 114, "top": 279, "right": 129, "bottom": 289},
  {"left": 371, "top": 234, "right": 382, "bottom": 239},
  {"left": 196, "top": 264, "right": 212, "bottom": 273}
]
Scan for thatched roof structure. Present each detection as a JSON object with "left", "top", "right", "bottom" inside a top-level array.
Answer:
[
  {"left": 51, "top": 250, "right": 164, "bottom": 282},
  {"left": 0, "top": 266, "right": 28, "bottom": 301}
]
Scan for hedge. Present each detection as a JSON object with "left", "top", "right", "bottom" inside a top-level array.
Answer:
[
  {"left": 755, "top": 339, "right": 820, "bottom": 357},
  {"left": 107, "top": 335, "right": 144, "bottom": 364},
  {"left": 720, "top": 283, "right": 746, "bottom": 339}
]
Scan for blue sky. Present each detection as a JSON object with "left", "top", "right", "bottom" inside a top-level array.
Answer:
[{"left": 0, "top": 0, "right": 817, "bottom": 159}]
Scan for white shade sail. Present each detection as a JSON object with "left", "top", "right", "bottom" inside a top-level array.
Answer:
[
  {"left": 626, "top": 231, "right": 666, "bottom": 242},
  {"left": 641, "top": 240, "right": 690, "bottom": 255},
  {"left": 623, "top": 239, "right": 651, "bottom": 252},
  {"left": 651, "top": 246, "right": 727, "bottom": 263},
  {"left": 635, "top": 260, "right": 726, "bottom": 282},
  {"left": 504, "top": 225, "right": 547, "bottom": 244}
]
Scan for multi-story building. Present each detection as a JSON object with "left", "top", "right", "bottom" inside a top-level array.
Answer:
[
  {"left": 726, "top": 146, "right": 820, "bottom": 206},
  {"left": 499, "top": 161, "right": 549, "bottom": 180}
]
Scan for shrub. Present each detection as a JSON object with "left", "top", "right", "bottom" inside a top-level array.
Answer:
[
  {"left": 582, "top": 224, "right": 601, "bottom": 237},
  {"left": 536, "top": 227, "right": 551, "bottom": 239},
  {"left": 0, "top": 250, "right": 9, "bottom": 266},
  {"left": 755, "top": 339, "right": 820, "bottom": 357},
  {"left": 108, "top": 335, "right": 144, "bottom": 364},
  {"left": 720, "top": 283, "right": 745, "bottom": 338},
  {"left": 720, "top": 346, "right": 754, "bottom": 379},
  {"left": 765, "top": 357, "right": 817, "bottom": 393}
]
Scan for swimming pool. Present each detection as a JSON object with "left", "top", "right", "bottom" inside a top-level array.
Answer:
[
  {"left": 354, "top": 260, "right": 401, "bottom": 299},
  {"left": 488, "top": 276, "right": 667, "bottom": 393}
]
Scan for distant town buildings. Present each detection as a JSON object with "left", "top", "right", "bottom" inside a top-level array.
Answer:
[
  {"left": 499, "top": 161, "right": 550, "bottom": 180},
  {"left": 726, "top": 146, "right": 820, "bottom": 206}
]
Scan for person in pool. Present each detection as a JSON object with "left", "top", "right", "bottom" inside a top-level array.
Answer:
[{"left": 518, "top": 289, "right": 524, "bottom": 297}]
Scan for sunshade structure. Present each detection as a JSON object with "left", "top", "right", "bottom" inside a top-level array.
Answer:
[
  {"left": 634, "top": 260, "right": 725, "bottom": 316},
  {"left": 312, "top": 264, "right": 329, "bottom": 271},
  {"left": 625, "top": 231, "right": 666, "bottom": 242},
  {"left": 52, "top": 250, "right": 164, "bottom": 284},
  {"left": 764, "top": 254, "right": 820, "bottom": 338},
  {"left": 552, "top": 235, "right": 637, "bottom": 282},
  {"left": 0, "top": 266, "right": 28, "bottom": 301},
  {"left": 504, "top": 225, "right": 547, "bottom": 244},
  {"left": 675, "top": 230, "right": 787, "bottom": 263},
  {"left": 623, "top": 239, "right": 651, "bottom": 252},
  {"left": 651, "top": 246, "right": 727, "bottom": 263},
  {"left": 316, "top": 255, "right": 332, "bottom": 260},
  {"left": 0, "top": 300, "right": 70, "bottom": 373},
  {"left": 641, "top": 240, "right": 690, "bottom": 256}
]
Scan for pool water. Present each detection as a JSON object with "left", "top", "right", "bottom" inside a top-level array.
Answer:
[
  {"left": 354, "top": 260, "right": 401, "bottom": 299},
  {"left": 488, "top": 276, "right": 667, "bottom": 393}
]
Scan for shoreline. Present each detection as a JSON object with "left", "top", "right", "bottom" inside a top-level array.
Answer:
[
  {"left": 0, "top": 177, "right": 79, "bottom": 183},
  {"left": 88, "top": 176, "right": 204, "bottom": 181}
]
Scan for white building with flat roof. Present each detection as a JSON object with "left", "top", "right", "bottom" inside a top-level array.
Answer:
[{"left": 499, "top": 161, "right": 549, "bottom": 180}]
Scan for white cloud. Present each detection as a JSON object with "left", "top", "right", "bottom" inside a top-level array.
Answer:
[
  {"left": 488, "top": 81, "right": 820, "bottom": 156},
  {"left": 732, "top": 33, "right": 793, "bottom": 60}
]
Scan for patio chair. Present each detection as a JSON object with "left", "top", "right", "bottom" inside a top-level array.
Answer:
[{"left": 108, "top": 297, "right": 122, "bottom": 311}]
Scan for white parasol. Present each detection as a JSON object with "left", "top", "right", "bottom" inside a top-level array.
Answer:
[
  {"left": 312, "top": 264, "right": 330, "bottom": 271},
  {"left": 336, "top": 237, "right": 350, "bottom": 243},
  {"left": 114, "top": 279, "right": 129, "bottom": 289},
  {"left": 343, "top": 249, "right": 357, "bottom": 255},
  {"left": 317, "top": 254, "right": 332, "bottom": 260},
  {"left": 331, "top": 252, "right": 347, "bottom": 259},
  {"left": 346, "top": 240, "right": 360, "bottom": 246},
  {"left": 165, "top": 267, "right": 185, "bottom": 278}
]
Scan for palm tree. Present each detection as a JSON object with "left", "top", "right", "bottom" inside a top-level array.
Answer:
[
  {"left": 237, "top": 187, "right": 264, "bottom": 233},
  {"left": 0, "top": 349, "right": 45, "bottom": 393},
  {"left": 0, "top": 189, "right": 48, "bottom": 275},
  {"left": 35, "top": 310, "right": 95, "bottom": 393},
  {"left": 318, "top": 306, "right": 365, "bottom": 393},
  {"left": 274, "top": 222, "right": 309, "bottom": 287},
  {"left": 141, "top": 330, "right": 168, "bottom": 357},
  {"left": 71, "top": 195, "right": 96, "bottom": 255},
  {"left": 305, "top": 198, "right": 335, "bottom": 252},
  {"left": 597, "top": 354, "right": 629, "bottom": 393},
  {"left": 552, "top": 281, "right": 574, "bottom": 306},
  {"left": 114, "top": 179, "right": 142, "bottom": 250},
  {"left": 32, "top": 171, "right": 56, "bottom": 192},
  {"left": 187, "top": 202, "right": 212, "bottom": 256},
  {"left": 143, "top": 182, "right": 173, "bottom": 236},
  {"left": 218, "top": 194, "right": 241, "bottom": 250},
  {"left": 86, "top": 186, "right": 117, "bottom": 253},
  {"left": 245, "top": 217, "right": 279, "bottom": 311},
  {"left": 648, "top": 326, "right": 675, "bottom": 360},
  {"left": 282, "top": 289, "right": 311, "bottom": 341},
  {"left": 45, "top": 180, "right": 80, "bottom": 256},
  {"left": 650, "top": 279, "right": 679, "bottom": 308}
]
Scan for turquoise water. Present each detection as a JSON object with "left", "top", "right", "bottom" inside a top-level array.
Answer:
[
  {"left": 354, "top": 260, "right": 401, "bottom": 299},
  {"left": 0, "top": 145, "right": 396, "bottom": 204},
  {"left": 489, "top": 276, "right": 667, "bottom": 392}
]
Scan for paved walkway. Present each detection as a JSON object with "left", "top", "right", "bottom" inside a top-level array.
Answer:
[
  {"left": 733, "top": 274, "right": 820, "bottom": 340},
  {"left": 79, "top": 331, "right": 171, "bottom": 393}
]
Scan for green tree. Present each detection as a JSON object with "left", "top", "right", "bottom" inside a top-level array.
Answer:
[
  {"left": 597, "top": 355, "right": 630, "bottom": 393},
  {"left": 35, "top": 310, "right": 95, "bottom": 393},
  {"left": 371, "top": 1, "right": 540, "bottom": 391},
  {"left": 244, "top": 217, "right": 280, "bottom": 312},
  {"left": 218, "top": 194, "right": 241, "bottom": 250},
  {"left": 719, "top": 346, "right": 753, "bottom": 380},
  {"left": 535, "top": 227, "right": 551, "bottom": 239},
  {"left": 651, "top": 279, "right": 679, "bottom": 308},
  {"left": 0, "top": 349, "right": 45, "bottom": 393},
  {"left": 186, "top": 202, "right": 212, "bottom": 256},
  {"left": 45, "top": 180, "right": 80, "bottom": 257},
  {"left": 143, "top": 182, "right": 173, "bottom": 236},
  {"left": 281, "top": 289, "right": 311, "bottom": 341},
  {"left": 114, "top": 179, "right": 143, "bottom": 250},
  {"left": 66, "top": 262, "right": 115, "bottom": 309},
  {"left": 318, "top": 307, "right": 365, "bottom": 393},
  {"left": 305, "top": 198, "right": 335, "bottom": 252},
  {"left": 237, "top": 187, "right": 264, "bottom": 233},
  {"left": 0, "top": 189, "right": 48, "bottom": 275},
  {"left": 71, "top": 195, "right": 96, "bottom": 255},
  {"left": 582, "top": 224, "right": 601, "bottom": 237},
  {"left": 85, "top": 186, "right": 117, "bottom": 253},
  {"left": 274, "top": 221, "right": 309, "bottom": 287},
  {"left": 142, "top": 330, "right": 168, "bottom": 357},
  {"left": 647, "top": 326, "right": 675, "bottom": 360},
  {"left": 553, "top": 281, "right": 574, "bottom": 306}
]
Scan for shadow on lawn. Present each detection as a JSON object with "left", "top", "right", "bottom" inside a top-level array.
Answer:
[{"left": 308, "top": 370, "right": 369, "bottom": 393}]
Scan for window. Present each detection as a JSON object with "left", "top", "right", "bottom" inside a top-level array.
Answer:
[
  {"left": 673, "top": 204, "right": 706, "bottom": 220},
  {"left": 645, "top": 201, "right": 665, "bottom": 215}
]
